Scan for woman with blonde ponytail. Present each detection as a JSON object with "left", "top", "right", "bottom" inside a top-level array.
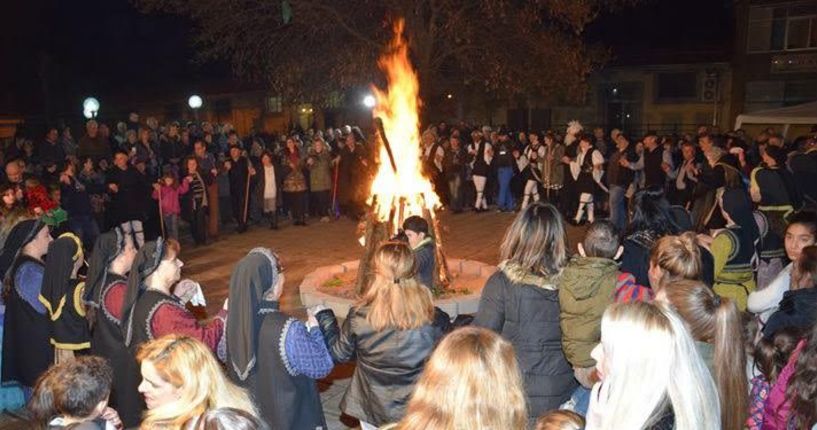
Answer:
[
  {"left": 656, "top": 279, "right": 747, "bottom": 430},
  {"left": 315, "top": 242, "right": 448, "bottom": 429},
  {"left": 136, "top": 335, "right": 257, "bottom": 429},
  {"left": 648, "top": 232, "right": 703, "bottom": 290}
]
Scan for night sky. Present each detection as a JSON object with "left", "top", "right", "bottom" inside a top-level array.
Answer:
[{"left": 0, "top": 0, "right": 731, "bottom": 119}]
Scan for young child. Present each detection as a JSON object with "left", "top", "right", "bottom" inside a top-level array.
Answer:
[
  {"left": 27, "top": 356, "right": 122, "bottom": 429},
  {"left": 402, "top": 216, "right": 436, "bottom": 291},
  {"left": 559, "top": 221, "right": 624, "bottom": 387},
  {"left": 745, "top": 327, "right": 802, "bottom": 430},
  {"left": 558, "top": 220, "right": 641, "bottom": 414},
  {"left": 0, "top": 182, "right": 20, "bottom": 218},
  {"left": 151, "top": 173, "right": 190, "bottom": 240},
  {"left": 535, "top": 410, "right": 584, "bottom": 430}
]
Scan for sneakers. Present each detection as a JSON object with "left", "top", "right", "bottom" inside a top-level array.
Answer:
[{"left": 320, "top": 216, "right": 330, "bottom": 223}]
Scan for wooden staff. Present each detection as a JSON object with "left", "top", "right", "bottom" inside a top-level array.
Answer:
[
  {"left": 544, "top": 144, "right": 551, "bottom": 201},
  {"left": 242, "top": 160, "right": 251, "bottom": 226},
  {"left": 331, "top": 160, "right": 340, "bottom": 219},
  {"left": 157, "top": 184, "right": 166, "bottom": 239}
]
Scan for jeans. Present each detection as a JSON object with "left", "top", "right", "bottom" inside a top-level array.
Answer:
[
  {"left": 68, "top": 215, "right": 100, "bottom": 250},
  {"left": 497, "top": 167, "right": 515, "bottom": 210},
  {"left": 163, "top": 213, "right": 179, "bottom": 240},
  {"left": 567, "top": 385, "right": 592, "bottom": 416},
  {"left": 609, "top": 185, "right": 628, "bottom": 232}
]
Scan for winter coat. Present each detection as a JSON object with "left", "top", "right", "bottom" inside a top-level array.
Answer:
[
  {"left": 413, "top": 238, "right": 436, "bottom": 290},
  {"left": 558, "top": 256, "right": 618, "bottom": 368},
  {"left": 151, "top": 181, "right": 189, "bottom": 216},
  {"left": 307, "top": 150, "right": 333, "bottom": 191},
  {"left": 762, "top": 287, "right": 817, "bottom": 339},
  {"left": 762, "top": 340, "right": 805, "bottom": 430},
  {"left": 316, "top": 306, "right": 448, "bottom": 426},
  {"left": 473, "top": 262, "right": 577, "bottom": 418}
]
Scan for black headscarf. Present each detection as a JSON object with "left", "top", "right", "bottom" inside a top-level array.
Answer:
[
  {"left": 39, "top": 233, "right": 83, "bottom": 320},
  {"left": 721, "top": 188, "right": 760, "bottom": 246},
  {"left": 227, "top": 248, "right": 279, "bottom": 381},
  {"left": 0, "top": 219, "right": 43, "bottom": 292},
  {"left": 84, "top": 228, "right": 125, "bottom": 306},
  {"left": 122, "top": 238, "right": 166, "bottom": 346}
]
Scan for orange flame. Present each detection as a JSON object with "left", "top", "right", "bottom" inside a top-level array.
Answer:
[{"left": 369, "top": 19, "right": 439, "bottom": 231}]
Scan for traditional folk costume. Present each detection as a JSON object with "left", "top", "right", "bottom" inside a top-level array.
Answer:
[
  {"left": 120, "top": 239, "right": 226, "bottom": 426},
  {"left": 518, "top": 143, "right": 546, "bottom": 210},
  {"left": 788, "top": 146, "right": 817, "bottom": 206},
  {"left": 84, "top": 229, "right": 143, "bottom": 427},
  {"left": 226, "top": 249, "right": 332, "bottom": 430},
  {"left": 542, "top": 141, "right": 565, "bottom": 205},
  {"left": 711, "top": 189, "right": 759, "bottom": 311},
  {"left": 468, "top": 139, "right": 493, "bottom": 211},
  {"left": 750, "top": 164, "right": 798, "bottom": 289},
  {"left": 568, "top": 146, "right": 604, "bottom": 224},
  {"left": 39, "top": 233, "right": 89, "bottom": 352},
  {"left": 1, "top": 220, "right": 53, "bottom": 392}
]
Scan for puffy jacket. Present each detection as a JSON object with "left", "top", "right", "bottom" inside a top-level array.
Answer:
[
  {"left": 558, "top": 256, "right": 618, "bottom": 368},
  {"left": 473, "top": 262, "right": 577, "bottom": 418},
  {"left": 316, "top": 306, "right": 448, "bottom": 426}
]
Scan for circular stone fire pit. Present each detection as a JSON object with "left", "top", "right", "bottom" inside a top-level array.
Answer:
[{"left": 300, "top": 259, "right": 496, "bottom": 319}]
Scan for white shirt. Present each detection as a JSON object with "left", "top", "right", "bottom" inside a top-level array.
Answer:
[{"left": 263, "top": 165, "right": 277, "bottom": 199}]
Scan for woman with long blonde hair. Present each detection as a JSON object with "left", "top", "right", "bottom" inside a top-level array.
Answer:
[
  {"left": 586, "top": 301, "right": 720, "bottom": 430},
  {"left": 136, "top": 335, "right": 257, "bottom": 429},
  {"left": 656, "top": 279, "right": 747, "bottom": 430},
  {"left": 473, "top": 202, "right": 576, "bottom": 419},
  {"left": 315, "top": 241, "right": 446, "bottom": 429},
  {"left": 391, "top": 327, "right": 527, "bottom": 430}
]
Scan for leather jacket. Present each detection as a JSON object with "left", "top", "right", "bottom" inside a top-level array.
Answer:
[{"left": 316, "top": 306, "right": 449, "bottom": 425}]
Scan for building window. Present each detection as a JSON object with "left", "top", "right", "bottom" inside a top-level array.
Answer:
[
  {"left": 748, "top": 4, "right": 817, "bottom": 52},
  {"left": 266, "top": 96, "right": 283, "bottom": 113},
  {"left": 655, "top": 72, "right": 698, "bottom": 102}
]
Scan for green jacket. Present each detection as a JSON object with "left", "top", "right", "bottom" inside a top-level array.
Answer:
[{"left": 558, "top": 256, "right": 619, "bottom": 368}]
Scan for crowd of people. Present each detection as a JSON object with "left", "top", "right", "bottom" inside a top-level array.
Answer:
[{"left": 0, "top": 111, "right": 816, "bottom": 429}]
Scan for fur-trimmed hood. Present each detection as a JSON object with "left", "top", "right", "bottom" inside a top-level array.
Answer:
[{"left": 498, "top": 261, "right": 559, "bottom": 290}]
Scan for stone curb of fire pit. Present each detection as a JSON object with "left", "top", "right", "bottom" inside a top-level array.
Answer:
[{"left": 300, "top": 259, "right": 497, "bottom": 319}]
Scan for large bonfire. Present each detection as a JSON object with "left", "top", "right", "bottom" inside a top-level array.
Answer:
[{"left": 355, "top": 19, "right": 451, "bottom": 294}]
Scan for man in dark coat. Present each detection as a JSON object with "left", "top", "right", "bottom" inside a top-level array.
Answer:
[
  {"left": 225, "top": 146, "right": 255, "bottom": 232},
  {"left": 106, "top": 151, "right": 148, "bottom": 244}
]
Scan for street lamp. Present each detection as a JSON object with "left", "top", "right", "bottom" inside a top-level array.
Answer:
[
  {"left": 188, "top": 94, "right": 203, "bottom": 121},
  {"left": 83, "top": 97, "right": 100, "bottom": 119},
  {"left": 362, "top": 94, "right": 376, "bottom": 108},
  {"left": 188, "top": 95, "right": 203, "bottom": 109}
]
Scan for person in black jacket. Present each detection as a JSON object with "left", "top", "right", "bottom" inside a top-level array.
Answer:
[
  {"left": 225, "top": 146, "right": 256, "bottom": 233},
  {"left": 59, "top": 161, "right": 99, "bottom": 250},
  {"left": 315, "top": 242, "right": 448, "bottom": 429},
  {"left": 473, "top": 202, "right": 577, "bottom": 419},
  {"left": 106, "top": 151, "right": 148, "bottom": 246},
  {"left": 182, "top": 157, "right": 213, "bottom": 246},
  {"left": 763, "top": 246, "right": 817, "bottom": 339},
  {"left": 402, "top": 216, "right": 436, "bottom": 291}
]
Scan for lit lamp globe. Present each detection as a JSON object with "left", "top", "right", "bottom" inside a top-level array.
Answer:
[
  {"left": 188, "top": 95, "right": 203, "bottom": 109},
  {"left": 82, "top": 97, "right": 100, "bottom": 119},
  {"left": 362, "top": 94, "right": 376, "bottom": 108}
]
